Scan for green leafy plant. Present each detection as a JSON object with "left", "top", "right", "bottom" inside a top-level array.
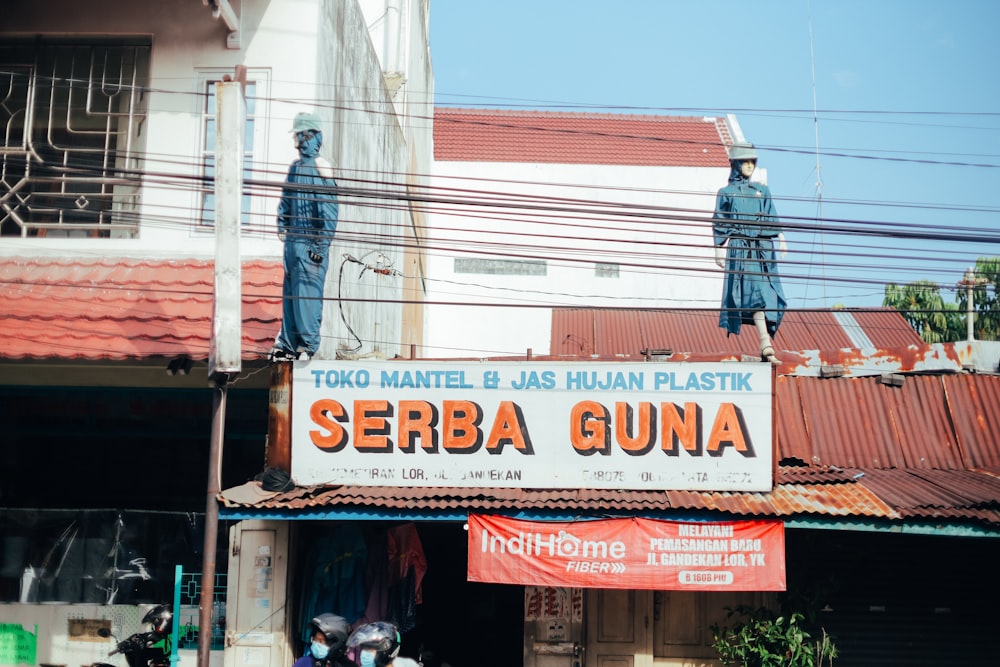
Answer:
[{"left": 711, "top": 605, "right": 837, "bottom": 667}]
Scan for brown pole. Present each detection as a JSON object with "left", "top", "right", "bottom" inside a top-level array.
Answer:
[
  {"left": 266, "top": 362, "right": 292, "bottom": 470},
  {"left": 198, "top": 375, "right": 227, "bottom": 667}
]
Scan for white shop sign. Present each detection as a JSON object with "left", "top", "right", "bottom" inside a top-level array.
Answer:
[{"left": 290, "top": 361, "right": 773, "bottom": 491}]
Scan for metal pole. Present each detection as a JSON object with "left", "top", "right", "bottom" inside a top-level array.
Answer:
[
  {"left": 198, "top": 375, "right": 227, "bottom": 667},
  {"left": 198, "top": 68, "right": 244, "bottom": 667},
  {"left": 962, "top": 267, "right": 977, "bottom": 342},
  {"left": 171, "top": 565, "right": 182, "bottom": 667}
]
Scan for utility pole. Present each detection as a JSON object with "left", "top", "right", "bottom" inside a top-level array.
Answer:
[
  {"left": 958, "top": 266, "right": 986, "bottom": 342},
  {"left": 200, "top": 66, "right": 246, "bottom": 667}
]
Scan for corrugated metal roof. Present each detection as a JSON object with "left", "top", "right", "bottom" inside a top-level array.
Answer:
[
  {"left": 0, "top": 256, "right": 282, "bottom": 360},
  {"left": 221, "top": 373, "right": 1000, "bottom": 530},
  {"left": 434, "top": 108, "right": 732, "bottom": 166},
  {"left": 220, "top": 467, "right": 1000, "bottom": 528},
  {"left": 4, "top": 257, "right": 995, "bottom": 531},
  {"left": 550, "top": 307, "right": 925, "bottom": 358},
  {"left": 942, "top": 373, "right": 1000, "bottom": 469},
  {"left": 777, "top": 375, "right": 961, "bottom": 470}
]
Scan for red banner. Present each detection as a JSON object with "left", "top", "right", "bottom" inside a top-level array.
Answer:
[{"left": 467, "top": 514, "right": 785, "bottom": 591}]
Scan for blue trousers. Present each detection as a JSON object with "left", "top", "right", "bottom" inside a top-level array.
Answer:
[{"left": 276, "top": 241, "right": 328, "bottom": 355}]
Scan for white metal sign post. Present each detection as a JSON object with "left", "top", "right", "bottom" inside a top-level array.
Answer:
[{"left": 291, "top": 361, "right": 773, "bottom": 492}]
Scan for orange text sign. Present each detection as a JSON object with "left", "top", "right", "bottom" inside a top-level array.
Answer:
[
  {"left": 467, "top": 514, "right": 785, "bottom": 591},
  {"left": 292, "top": 361, "right": 774, "bottom": 491}
]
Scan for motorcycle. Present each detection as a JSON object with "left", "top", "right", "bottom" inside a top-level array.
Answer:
[{"left": 93, "top": 604, "right": 173, "bottom": 667}]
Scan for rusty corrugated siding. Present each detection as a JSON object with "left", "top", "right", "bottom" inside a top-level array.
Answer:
[
  {"left": 942, "top": 374, "right": 1000, "bottom": 469},
  {"left": 221, "top": 477, "right": 897, "bottom": 521},
  {"left": 221, "top": 468, "right": 999, "bottom": 527},
  {"left": 850, "top": 309, "right": 930, "bottom": 348},
  {"left": 780, "top": 375, "right": 964, "bottom": 470},
  {"left": 551, "top": 308, "right": 924, "bottom": 358}
]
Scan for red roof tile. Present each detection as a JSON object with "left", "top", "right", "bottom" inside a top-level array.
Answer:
[
  {"left": 0, "top": 256, "right": 282, "bottom": 361},
  {"left": 434, "top": 108, "right": 732, "bottom": 166}
]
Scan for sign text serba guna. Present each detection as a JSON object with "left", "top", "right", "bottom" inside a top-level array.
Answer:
[{"left": 308, "top": 397, "right": 756, "bottom": 458}]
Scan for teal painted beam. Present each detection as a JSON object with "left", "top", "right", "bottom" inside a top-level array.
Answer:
[{"left": 219, "top": 507, "right": 1000, "bottom": 538}]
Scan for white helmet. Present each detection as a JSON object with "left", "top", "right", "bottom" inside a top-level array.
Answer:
[{"left": 728, "top": 141, "right": 758, "bottom": 162}]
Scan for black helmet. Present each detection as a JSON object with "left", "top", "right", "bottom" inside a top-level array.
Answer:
[
  {"left": 142, "top": 604, "right": 173, "bottom": 634},
  {"left": 311, "top": 614, "right": 350, "bottom": 655},
  {"left": 346, "top": 622, "right": 400, "bottom": 667}
]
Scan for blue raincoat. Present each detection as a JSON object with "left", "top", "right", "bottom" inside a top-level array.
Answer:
[
  {"left": 713, "top": 165, "right": 786, "bottom": 336},
  {"left": 274, "top": 132, "right": 338, "bottom": 356}
]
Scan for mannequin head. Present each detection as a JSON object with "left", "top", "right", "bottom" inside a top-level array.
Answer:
[
  {"left": 738, "top": 159, "right": 756, "bottom": 179},
  {"left": 727, "top": 142, "right": 759, "bottom": 179}
]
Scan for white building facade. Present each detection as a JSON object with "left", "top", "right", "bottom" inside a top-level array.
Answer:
[
  {"left": 425, "top": 109, "right": 741, "bottom": 357},
  {"left": 0, "top": 3, "right": 431, "bottom": 667},
  {"left": 1, "top": 0, "right": 432, "bottom": 358}
]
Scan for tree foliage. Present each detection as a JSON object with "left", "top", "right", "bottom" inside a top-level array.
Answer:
[{"left": 882, "top": 280, "right": 964, "bottom": 343}]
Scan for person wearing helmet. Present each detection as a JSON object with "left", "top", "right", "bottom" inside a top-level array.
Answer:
[
  {"left": 270, "top": 111, "right": 339, "bottom": 362},
  {"left": 293, "top": 613, "right": 353, "bottom": 667},
  {"left": 142, "top": 604, "right": 173, "bottom": 635},
  {"left": 111, "top": 604, "right": 173, "bottom": 667},
  {"left": 712, "top": 141, "right": 787, "bottom": 363},
  {"left": 345, "top": 621, "right": 410, "bottom": 667}
]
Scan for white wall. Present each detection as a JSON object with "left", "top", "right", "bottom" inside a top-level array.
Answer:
[{"left": 425, "top": 159, "right": 729, "bottom": 356}]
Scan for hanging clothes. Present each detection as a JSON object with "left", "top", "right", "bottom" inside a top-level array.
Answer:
[
  {"left": 713, "top": 164, "right": 787, "bottom": 336},
  {"left": 358, "top": 529, "right": 390, "bottom": 625},
  {"left": 300, "top": 524, "right": 368, "bottom": 644},
  {"left": 385, "top": 523, "right": 427, "bottom": 632}
]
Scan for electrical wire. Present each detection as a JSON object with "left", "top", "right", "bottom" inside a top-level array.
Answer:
[{"left": 2, "top": 73, "right": 998, "bottom": 360}]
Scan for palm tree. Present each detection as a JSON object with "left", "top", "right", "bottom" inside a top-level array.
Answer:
[{"left": 883, "top": 281, "right": 964, "bottom": 343}]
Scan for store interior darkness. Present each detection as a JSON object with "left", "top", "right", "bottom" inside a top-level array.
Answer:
[{"left": 292, "top": 521, "right": 523, "bottom": 667}]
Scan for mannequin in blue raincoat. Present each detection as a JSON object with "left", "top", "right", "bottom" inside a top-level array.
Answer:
[
  {"left": 713, "top": 142, "right": 787, "bottom": 362},
  {"left": 271, "top": 112, "right": 339, "bottom": 361}
]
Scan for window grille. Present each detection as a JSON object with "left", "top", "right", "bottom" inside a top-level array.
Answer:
[
  {"left": 0, "top": 39, "right": 150, "bottom": 238},
  {"left": 595, "top": 262, "right": 620, "bottom": 278},
  {"left": 176, "top": 570, "right": 227, "bottom": 651}
]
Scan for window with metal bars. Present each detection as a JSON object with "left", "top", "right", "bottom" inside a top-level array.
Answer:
[{"left": 0, "top": 39, "right": 150, "bottom": 238}]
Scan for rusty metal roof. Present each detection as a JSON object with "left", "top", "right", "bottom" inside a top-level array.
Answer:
[
  {"left": 434, "top": 108, "right": 732, "bottom": 167},
  {"left": 221, "top": 465, "right": 1000, "bottom": 529},
  {"left": 221, "top": 373, "right": 1000, "bottom": 530},
  {"left": 550, "top": 307, "right": 924, "bottom": 358},
  {"left": 0, "top": 256, "right": 282, "bottom": 361},
  {"left": 4, "top": 257, "right": 996, "bottom": 531}
]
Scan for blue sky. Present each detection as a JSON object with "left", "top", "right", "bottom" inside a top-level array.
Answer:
[{"left": 429, "top": 0, "right": 1000, "bottom": 308}]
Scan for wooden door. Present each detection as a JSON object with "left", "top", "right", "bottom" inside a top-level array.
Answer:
[
  {"left": 584, "top": 589, "right": 652, "bottom": 667},
  {"left": 224, "top": 520, "right": 291, "bottom": 667}
]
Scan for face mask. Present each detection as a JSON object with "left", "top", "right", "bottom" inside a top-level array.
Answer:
[
  {"left": 360, "top": 649, "right": 378, "bottom": 667},
  {"left": 311, "top": 642, "right": 330, "bottom": 660}
]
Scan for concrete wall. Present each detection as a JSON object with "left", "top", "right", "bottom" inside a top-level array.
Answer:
[
  {"left": 425, "top": 160, "right": 729, "bottom": 356},
  {"left": 0, "top": 603, "right": 222, "bottom": 667}
]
